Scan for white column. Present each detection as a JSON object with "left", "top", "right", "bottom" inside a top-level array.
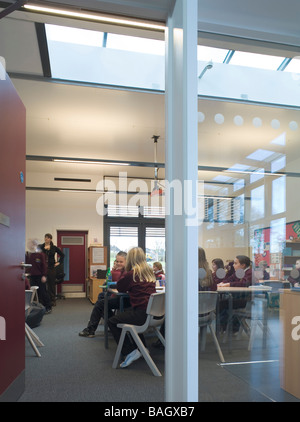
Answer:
[{"left": 165, "top": 0, "right": 199, "bottom": 402}]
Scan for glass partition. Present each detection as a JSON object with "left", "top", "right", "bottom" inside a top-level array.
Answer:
[{"left": 198, "top": 92, "right": 300, "bottom": 401}]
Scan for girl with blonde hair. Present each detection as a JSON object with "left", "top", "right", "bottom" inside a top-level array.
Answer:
[
  {"left": 108, "top": 247, "right": 156, "bottom": 368},
  {"left": 126, "top": 247, "right": 156, "bottom": 283}
]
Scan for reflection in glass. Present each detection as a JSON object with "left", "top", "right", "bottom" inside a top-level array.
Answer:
[
  {"left": 270, "top": 218, "right": 286, "bottom": 254},
  {"left": 271, "top": 155, "right": 286, "bottom": 173},
  {"left": 272, "top": 177, "right": 286, "bottom": 215},
  {"left": 251, "top": 185, "right": 265, "bottom": 221}
]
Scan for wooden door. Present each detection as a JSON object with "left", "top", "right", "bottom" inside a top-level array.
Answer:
[{"left": 0, "top": 71, "right": 26, "bottom": 401}]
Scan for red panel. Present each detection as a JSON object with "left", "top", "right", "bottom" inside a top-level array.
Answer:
[{"left": 0, "top": 74, "right": 26, "bottom": 396}]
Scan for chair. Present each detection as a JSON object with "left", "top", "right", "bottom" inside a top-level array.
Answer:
[
  {"left": 199, "top": 291, "right": 225, "bottom": 363},
  {"left": 112, "top": 292, "right": 165, "bottom": 376},
  {"left": 25, "top": 288, "right": 44, "bottom": 357},
  {"left": 263, "top": 281, "right": 290, "bottom": 309},
  {"left": 231, "top": 295, "right": 275, "bottom": 350}
]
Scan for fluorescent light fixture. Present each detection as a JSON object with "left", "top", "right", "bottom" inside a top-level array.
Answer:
[
  {"left": 59, "top": 189, "right": 97, "bottom": 193},
  {"left": 23, "top": 4, "right": 166, "bottom": 31},
  {"left": 53, "top": 159, "right": 130, "bottom": 166}
]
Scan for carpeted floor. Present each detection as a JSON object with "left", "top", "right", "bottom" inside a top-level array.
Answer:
[{"left": 18, "top": 298, "right": 300, "bottom": 402}]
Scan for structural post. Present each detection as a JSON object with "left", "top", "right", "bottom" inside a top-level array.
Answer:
[{"left": 165, "top": 0, "right": 199, "bottom": 402}]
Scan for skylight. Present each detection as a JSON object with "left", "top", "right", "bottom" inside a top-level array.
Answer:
[
  {"left": 45, "top": 24, "right": 104, "bottom": 46},
  {"left": 283, "top": 57, "right": 300, "bottom": 74},
  {"left": 45, "top": 23, "right": 165, "bottom": 90},
  {"left": 197, "top": 46, "right": 228, "bottom": 63},
  {"left": 106, "top": 33, "right": 165, "bottom": 55},
  {"left": 229, "top": 51, "right": 285, "bottom": 70},
  {"left": 44, "top": 23, "right": 300, "bottom": 105}
]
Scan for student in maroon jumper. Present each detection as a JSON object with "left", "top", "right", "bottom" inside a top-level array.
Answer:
[
  {"left": 79, "top": 251, "right": 127, "bottom": 338},
  {"left": 211, "top": 258, "right": 225, "bottom": 286},
  {"left": 218, "top": 255, "right": 256, "bottom": 332},
  {"left": 108, "top": 247, "right": 156, "bottom": 368},
  {"left": 219, "top": 255, "right": 254, "bottom": 287},
  {"left": 288, "top": 258, "right": 300, "bottom": 286}
]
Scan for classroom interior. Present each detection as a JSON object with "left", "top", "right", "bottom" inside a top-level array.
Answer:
[{"left": 1, "top": 0, "right": 300, "bottom": 402}]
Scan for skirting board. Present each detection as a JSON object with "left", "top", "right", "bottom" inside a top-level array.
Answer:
[
  {"left": 63, "top": 292, "right": 86, "bottom": 298},
  {"left": 0, "top": 370, "right": 25, "bottom": 402}
]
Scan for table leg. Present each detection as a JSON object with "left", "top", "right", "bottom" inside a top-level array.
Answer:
[
  {"left": 228, "top": 293, "right": 233, "bottom": 353},
  {"left": 104, "top": 290, "right": 108, "bottom": 349},
  {"left": 262, "top": 297, "right": 268, "bottom": 349}
]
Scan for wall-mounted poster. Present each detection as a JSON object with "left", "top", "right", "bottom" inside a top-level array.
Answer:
[{"left": 254, "top": 220, "right": 300, "bottom": 267}]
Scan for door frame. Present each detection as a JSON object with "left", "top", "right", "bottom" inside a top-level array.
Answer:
[{"left": 56, "top": 230, "right": 88, "bottom": 294}]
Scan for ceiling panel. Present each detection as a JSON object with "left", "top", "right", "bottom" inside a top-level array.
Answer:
[
  {"left": 0, "top": 17, "right": 43, "bottom": 74},
  {"left": 12, "top": 77, "right": 165, "bottom": 161}
]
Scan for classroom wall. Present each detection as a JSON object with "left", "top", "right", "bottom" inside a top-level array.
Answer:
[
  {"left": 25, "top": 190, "right": 103, "bottom": 246},
  {"left": 26, "top": 168, "right": 296, "bottom": 265}
]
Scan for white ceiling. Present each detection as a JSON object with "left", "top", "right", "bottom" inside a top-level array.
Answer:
[{"left": 1, "top": 0, "right": 300, "bottom": 192}]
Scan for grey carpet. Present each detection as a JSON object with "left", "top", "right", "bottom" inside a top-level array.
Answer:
[
  {"left": 20, "top": 298, "right": 165, "bottom": 402},
  {"left": 18, "top": 298, "right": 298, "bottom": 402}
]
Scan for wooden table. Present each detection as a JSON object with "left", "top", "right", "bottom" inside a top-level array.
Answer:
[{"left": 280, "top": 289, "right": 300, "bottom": 399}]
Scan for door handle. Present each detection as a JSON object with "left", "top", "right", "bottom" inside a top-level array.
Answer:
[{"left": 20, "top": 262, "right": 32, "bottom": 268}]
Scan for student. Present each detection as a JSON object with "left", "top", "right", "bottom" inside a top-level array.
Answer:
[
  {"left": 288, "top": 258, "right": 300, "bottom": 286},
  {"left": 225, "top": 260, "right": 235, "bottom": 278},
  {"left": 39, "top": 233, "right": 64, "bottom": 307},
  {"left": 211, "top": 258, "right": 225, "bottom": 285},
  {"left": 198, "top": 247, "right": 215, "bottom": 291},
  {"left": 153, "top": 261, "right": 165, "bottom": 286},
  {"left": 108, "top": 247, "right": 156, "bottom": 368},
  {"left": 26, "top": 239, "right": 52, "bottom": 314},
  {"left": 79, "top": 251, "right": 128, "bottom": 337},
  {"left": 218, "top": 255, "right": 256, "bottom": 332},
  {"left": 219, "top": 255, "right": 254, "bottom": 287},
  {"left": 259, "top": 260, "right": 270, "bottom": 280}
]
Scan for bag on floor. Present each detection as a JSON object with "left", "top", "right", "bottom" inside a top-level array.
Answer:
[{"left": 26, "top": 302, "right": 46, "bottom": 328}]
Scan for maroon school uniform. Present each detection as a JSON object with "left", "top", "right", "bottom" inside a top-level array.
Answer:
[
  {"left": 117, "top": 270, "right": 156, "bottom": 310},
  {"left": 224, "top": 267, "right": 254, "bottom": 287}
]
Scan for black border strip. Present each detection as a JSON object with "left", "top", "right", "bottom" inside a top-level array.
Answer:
[{"left": 35, "top": 22, "right": 52, "bottom": 78}]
